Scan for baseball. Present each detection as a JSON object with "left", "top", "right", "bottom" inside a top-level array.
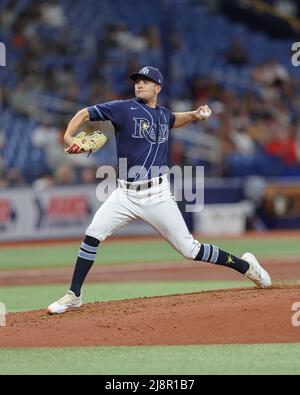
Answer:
[{"left": 199, "top": 106, "right": 212, "bottom": 120}]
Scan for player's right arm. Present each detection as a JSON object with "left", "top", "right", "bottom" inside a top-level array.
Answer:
[
  {"left": 64, "top": 108, "right": 90, "bottom": 149},
  {"left": 64, "top": 101, "right": 123, "bottom": 149}
]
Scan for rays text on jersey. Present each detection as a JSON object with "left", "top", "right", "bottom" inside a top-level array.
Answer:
[{"left": 132, "top": 117, "right": 168, "bottom": 144}]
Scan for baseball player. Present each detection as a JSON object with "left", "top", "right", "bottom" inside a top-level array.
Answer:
[{"left": 47, "top": 66, "right": 271, "bottom": 314}]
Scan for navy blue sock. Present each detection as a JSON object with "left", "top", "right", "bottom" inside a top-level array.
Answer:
[
  {"left": 70, "top": 235, "right": 100, "bottom": 297},
  {"left": 194, "top": 243, "right": 249, "bottom": 274}
]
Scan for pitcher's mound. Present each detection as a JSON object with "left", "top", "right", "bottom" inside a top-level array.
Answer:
[{"left": 1, "top": 285, "right": 299, "bottom": 347}]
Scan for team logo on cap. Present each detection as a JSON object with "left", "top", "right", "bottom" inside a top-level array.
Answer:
[{"left": 140, "top": 67, "right": 149, "bottom": 75}]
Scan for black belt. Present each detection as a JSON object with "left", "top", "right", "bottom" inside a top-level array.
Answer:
[{"left": 124, "top": 176, "right": 163, "bottom": 191}]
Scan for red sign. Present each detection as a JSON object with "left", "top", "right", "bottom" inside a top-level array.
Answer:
[
  {"left": 46, "top": 195, "right": 88, "bottom": 219},
  {"left": 0, "top": 199, "right": 12, "bottom": 223}
]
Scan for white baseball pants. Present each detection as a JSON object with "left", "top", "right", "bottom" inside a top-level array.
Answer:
[{"left": 86, "top": 174, "right": 201, "bottom": 260}]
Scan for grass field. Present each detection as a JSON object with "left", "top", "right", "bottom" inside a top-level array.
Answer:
[
  {"left": 1, "top": 235, "right": 300, "bottom": 375},
  {"left": 1, "top": 344, "right": 300, "bottom": 375},
  {"left": 1, "top": 236, "right": 300, "bottom": 270}
]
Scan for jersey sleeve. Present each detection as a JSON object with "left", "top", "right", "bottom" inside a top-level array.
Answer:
[
  {"left": 87, "top": 100, "right": 123, "bottom": 126},
  {"left": 169, "top": 111, "right": 176, "bottom": 129}
]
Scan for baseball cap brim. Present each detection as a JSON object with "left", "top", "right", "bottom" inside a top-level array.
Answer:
[{"left": 129, "top": 72, "right": 161, "bottom": 85}]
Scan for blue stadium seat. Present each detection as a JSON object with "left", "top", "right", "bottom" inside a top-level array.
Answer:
[{"left": 3, "top": 0, "right": 300, "bottom": 182}]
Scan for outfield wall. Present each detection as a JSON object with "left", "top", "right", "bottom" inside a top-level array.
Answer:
[
  {"left": 0, "top": 185, "right": 157, "bottom": 241},
  {"left": 0, "top": 184, "right": 253, "bottom": 242}
]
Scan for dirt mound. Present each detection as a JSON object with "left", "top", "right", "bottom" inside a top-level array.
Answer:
[{"left": 1, "top": 285, "right": 300, "bottom": 347}]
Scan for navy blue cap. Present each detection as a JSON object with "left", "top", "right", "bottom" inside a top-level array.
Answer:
[{"left": 129, "top": 66, "right": 164, "bottom": 86}]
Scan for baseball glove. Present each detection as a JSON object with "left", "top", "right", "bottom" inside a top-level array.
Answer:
[{"left": 66, "top": 131, "right": 107, "bottom": 155}]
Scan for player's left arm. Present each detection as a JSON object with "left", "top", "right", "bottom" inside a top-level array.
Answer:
[{"left": 172, "top": 105, "right": 212, "bottom": 128}]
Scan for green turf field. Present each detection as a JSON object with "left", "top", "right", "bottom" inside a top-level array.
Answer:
[
  {"left": 1, "top": 279, "right": 299, "bottom": 375},
  {"left": 1, "top": 236, "right": 300, "bottom": 270},
  {"left": 0, "top": 343, "right": 300, "bottom": 375},
  {"left": 1, "top": 236, "right": 299, "bottom": 375}
]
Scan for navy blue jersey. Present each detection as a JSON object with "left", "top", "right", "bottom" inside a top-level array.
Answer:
[{"left": 88, "top": 98, "right": 175, "bottom": 181}]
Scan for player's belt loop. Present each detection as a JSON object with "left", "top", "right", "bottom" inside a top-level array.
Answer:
[{"left": 126, "top": 176, "right": 163, "bottom": 191}]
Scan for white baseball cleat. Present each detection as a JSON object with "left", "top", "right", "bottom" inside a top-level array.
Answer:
[
  {"left": 242, "top": 252, "right": 272, "bottom": 288},
  {"left": 47, "top": 290, "right": 82, "bottom": 314}
]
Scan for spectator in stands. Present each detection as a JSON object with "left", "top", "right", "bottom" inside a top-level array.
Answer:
[
  {"left": 5, "top": 167, "right": 26, "bottom": 187},
  {"left": 97, "top": 23, "right": 121, "bottom": 54},
  {"left": 190, "top": 74, "right": 221, "bottom": 103},
  {"left": 80, "top": 167, "right": 97, "bottom": 184},
  {"left": 0, "top": 0, "right": 17, "bottom": 33},
  {"left": 54, "top": 163, "right": 76, "bottom": 185},
  {"left": 2, "top": 0, "right": 300, "bottom": 183},
  {"left": 9, "top": 81, "right": 36, "bottom": 116},
  {"left": 0, "top": 161, "right": 26, "bottom": 189},
  {"left": 0, "top": 170, "right": 9, "bottom": 189},
  {"left": 224, "top": 38, "right": 250, "bottom": 66},
  {"left": 88, "top": 79, "right": 116, "bottom": 104},
  {"left": 20, "top": 2, "right": 42, "bottom": 40},
  {"left": 265, "top": 124, "right": 298, "bottom": 166},
  {"left": 0, "top": 134, "right": 8, "bottom": 189},
  {"left": 112, "top": 23, "right": 148, "bottom": 52},
  {"left": 31, "top": 119, "right": 95, "bottom": 170},
  {"left": 11, "top": 19, "right": 27, "bottom": 49},
  {"left": 98, "top": 22, "right": 147, "bottom": 53},
  {"left": 0, "top": 134, "right": 8, "bottom": 188},
  {"left": 56, "top": 64, "right": 76, "bottom": 89},
  {"left": 0, "top": 132, "right": 4, "bottom": 150},
  {"left": 229, "top": 118, "right": 255, "bottom": 156},
  {"left": 247, "top": 118, "right": 270, "bottom": 147},
  {"left": 141, "top": 25, "right": 162, "bottom": 51},
  {"left": 252, "top": 59, "right": 290, "bottom": 86},
  {"left": 31, "top": 120, "right": 65, "bottom": 171},
  {"left": 40, "top": 0, "right": 66, "bottom": 28}
]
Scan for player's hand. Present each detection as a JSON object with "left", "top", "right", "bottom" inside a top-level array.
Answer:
[{"left": 194, "top": 105, "right": 212, "bottom": 121}]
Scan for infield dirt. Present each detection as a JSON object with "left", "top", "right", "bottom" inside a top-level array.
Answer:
[{"left": 1, "top": 285, "right": 299, "bottom": 347}]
